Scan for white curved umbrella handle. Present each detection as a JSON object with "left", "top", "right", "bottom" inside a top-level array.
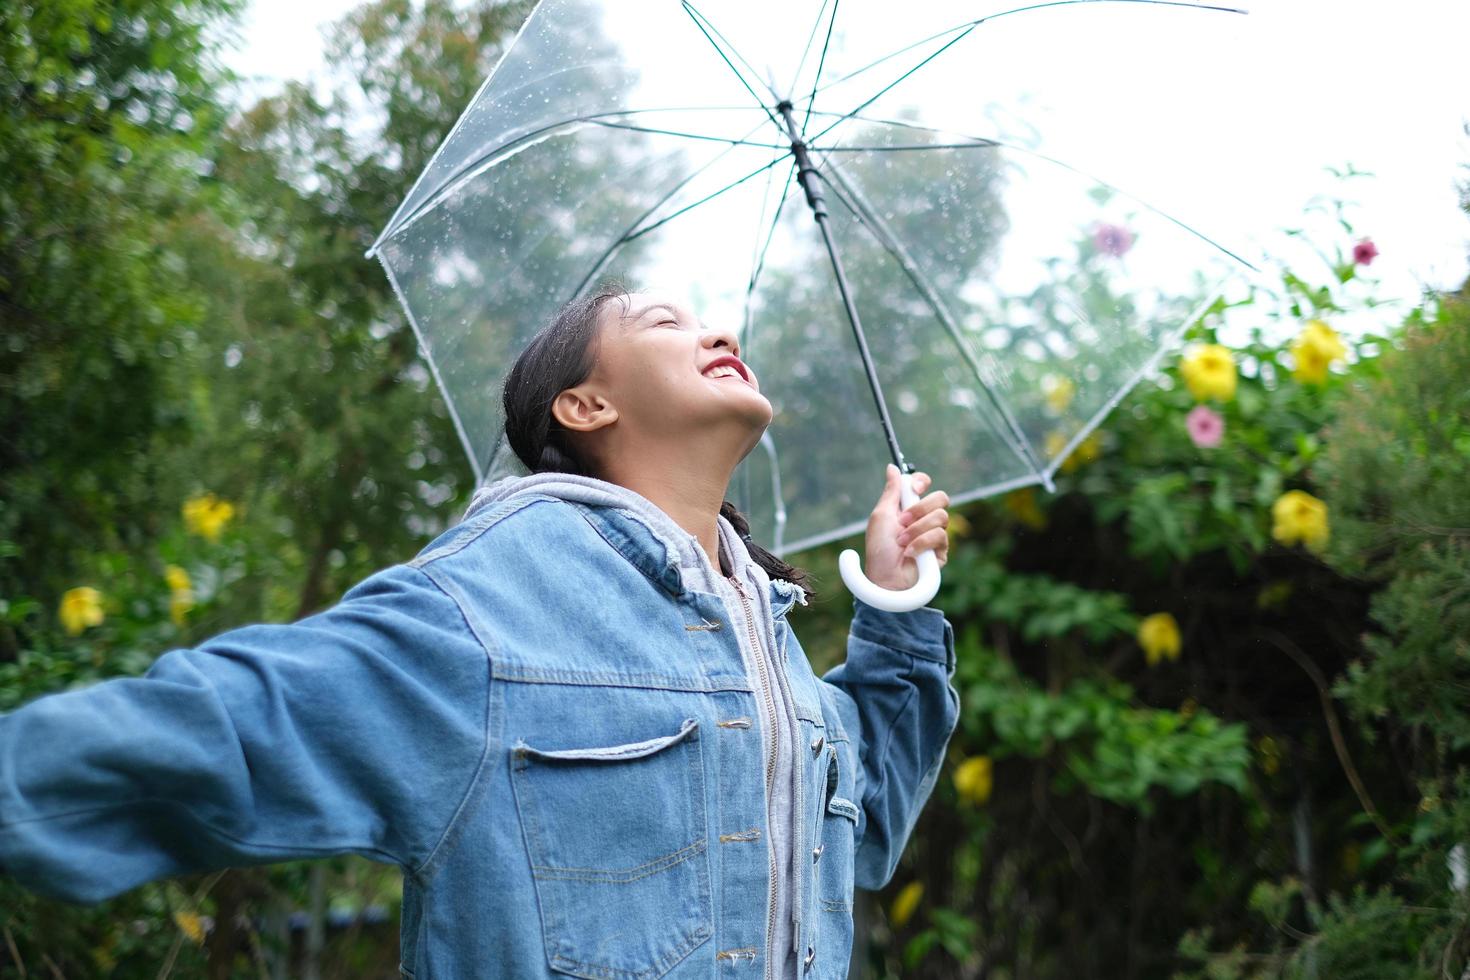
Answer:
[{"left": 838, "top": 470, "right": 943, "bottom": 612}]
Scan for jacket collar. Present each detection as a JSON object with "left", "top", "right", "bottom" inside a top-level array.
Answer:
[{"left": 570, "top": 501, "right": 804, "bottom": 620}]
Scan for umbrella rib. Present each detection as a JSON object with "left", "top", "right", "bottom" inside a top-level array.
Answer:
[
  {"left": 792, "top": 0, "right": 1247, "bottom": 115},
  {"left": 789, "top": 0, "right": 833, "bottom": 104},
  {"left": 798, "top": 0, "right": 841, "bottom": 141},
  {"left": 742, "top": 160, "right": 800, "bottom": 362},
  {"left": 811, "top": 155, "right": 1050, "bottom": 483},
  {"left": 620, "top": 152, "right": 793, "bottom": 247},
  {"left": 748, "top": 161, "right": 799, "bottom": 296},
  {"left": 375, "top": 107, "right": 777, "bottom": 247},
  {"left": 746, "top": 158, "right": 794, "bottom": 297},
  {"left": 807, "top": 108, "right": 1259, "bottom": 271},
  {"left": 795, "top": 22, "right": 969, "bottom": 111},
  {"left": 680, "top": 1, "right": 785, "bottom": 135},
  {"left": 803, "top": 23, "right": 980, "bottom": 149},
  {"left": 682, "top": 0, "right": 778, "bottom": 98},
  {"left": 567, "top": 134, "right": 791, "bottom": 303},
  {"left": 590, "top": 120, "right": 787, "bottom": 149},
  {"left": 818, "top": 140, "right": 1001, "bottom": 152}
]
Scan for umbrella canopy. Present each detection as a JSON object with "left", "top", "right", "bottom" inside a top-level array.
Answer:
[{"left": 369, "top": 0, "right": 1256, "bottom": 556}]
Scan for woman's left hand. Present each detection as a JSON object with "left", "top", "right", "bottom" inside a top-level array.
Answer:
[{"left": 863, "top": 464, "right": 950, "bottom": 592}]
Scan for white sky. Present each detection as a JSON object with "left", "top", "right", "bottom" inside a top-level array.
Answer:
[{"left": 221, "top": 0, "right": 1470, "bottom": 332}]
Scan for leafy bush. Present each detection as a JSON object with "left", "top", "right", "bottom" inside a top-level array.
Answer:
[{"left": 796, "top": 178, "right": 1469, "bottom": 978}]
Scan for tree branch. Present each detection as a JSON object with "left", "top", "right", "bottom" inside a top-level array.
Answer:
[{"left": 1261, "top": 628, "right": 1402, "bottom": 846}]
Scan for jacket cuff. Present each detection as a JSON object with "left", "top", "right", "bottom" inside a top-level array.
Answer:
[{"left": 851, "top": 597, "right": 955, "bottom": 667}]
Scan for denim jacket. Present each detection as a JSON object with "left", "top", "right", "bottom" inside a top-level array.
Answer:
[{"left": 0, "top": 482, "right": 960, "bottom": 979}]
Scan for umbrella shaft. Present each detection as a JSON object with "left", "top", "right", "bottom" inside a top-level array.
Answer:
[{"left": 776, "top": 101, "right": 910, "bottom": 475}]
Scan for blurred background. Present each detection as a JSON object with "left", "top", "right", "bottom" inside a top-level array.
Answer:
[{"left": 3, "top": 0, "right": 1469, "bottom": 976}]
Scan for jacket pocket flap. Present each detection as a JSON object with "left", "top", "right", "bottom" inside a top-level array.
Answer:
[
  {"left": 515, "top": 716, "right": 698, "bottom": 763},
  {"left": 827, "top": 796, "right": 859, "bottom": 822}
]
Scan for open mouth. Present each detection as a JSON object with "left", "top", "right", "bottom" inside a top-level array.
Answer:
[{"left": 702, "top": 357, "right": 752, "bottom": 385}]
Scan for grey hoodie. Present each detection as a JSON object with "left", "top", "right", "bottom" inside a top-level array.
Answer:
[{"left": 465, "top": 472, "right": 808, "bottom": 979}]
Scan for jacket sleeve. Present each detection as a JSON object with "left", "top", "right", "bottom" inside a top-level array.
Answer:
[
  {"left": 0, "top": 563, "right": 490, "bottom": 905},
  {"left": 818, "top": 597, "right": 959, "bottom": 891}
]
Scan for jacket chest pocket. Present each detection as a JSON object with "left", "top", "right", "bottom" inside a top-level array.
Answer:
[{"left": 510, "top": 716, "right": 713, "bottom": 979}]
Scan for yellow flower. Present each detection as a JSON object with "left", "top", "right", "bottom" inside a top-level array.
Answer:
[
  {"left": 889, "top": 880, "right": 923, "bottom": 929},
  {"left": 1255, "top": 735, "right": 1282, "bottom": 777},
  {"left": 59, "top": 587, "right": 105, "bottom": 636},
  {"left": 90, "top": 929, "right": 121, "bottom": 973},
  {"left": 1271, "top": 490, "right": 1329, "bottom": 553},
  {"left": 1179, "top": 344, "right": 1237, "bottom": 402},
  {"left": 91, "top": 945, "right": 118, "bottom": 974},
  {"left": 1044, "top": 430, "right": 1102, "bottom": 474},
  {"left": 946, "top": 510, "right": 972, "bottom": 548},
  {"left": 1074, "top": 432, "right": 1102, "bottom": 465},
  {"left": 1137, "top": 612, "right": 1181, "bottom": 667},
  {"left": 173, "top": 910, "right": 206, "bottom": 945},
  {"left": 1290, "top": 319, "right": 1348, "bottom": 384},
  {"left": 182, "top": 493, "right": 236, "bottom": 542},
  {"left": 165, "top": 564, "right": 195, "bottom": 626},
  {"left": 1042, "top": 375, "right": 1075, "bottom": 414},
  {"left": 1002, "top": 487, "right": 1047, "bottom": 530},
  {"left": 953, "top": 755, "right": 993, "bottom": 805}
]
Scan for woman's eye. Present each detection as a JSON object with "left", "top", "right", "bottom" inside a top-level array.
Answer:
[{"left": 658, "top": 320, "right": 679, "bottom": 328}]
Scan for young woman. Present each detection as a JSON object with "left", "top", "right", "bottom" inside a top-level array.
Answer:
[{"left": 0, "top": 285, "right": 960, "bottom": 979}]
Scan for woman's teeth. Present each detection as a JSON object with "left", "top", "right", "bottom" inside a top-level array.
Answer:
[{"left": 705, "top": 366, "right": 743, "bottom": 380}]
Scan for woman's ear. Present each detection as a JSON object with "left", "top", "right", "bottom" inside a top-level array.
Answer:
[{"left": 551, "top": 386, "right": 618, "bottom": 434}]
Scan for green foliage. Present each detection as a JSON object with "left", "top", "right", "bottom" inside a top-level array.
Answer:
[
  {"left": 903, "top": 905, "right": 982, "bottom": 972},
  {"left": 956, "top": 627, "right": 1249, "bottom": 808},
  {"left": 834, "top": 173, "right": 1468, "bottom": 978},
  {"left": 1, "top": 0, "right": 532, "bottom": 974},
  {"left": 943, "top": 539, "right": 1138, "bottom": 643},
  {"left": 0, "top": 0, "right": 241, "bottom": 605},
  {"left": 1315, "top": 294, "right": 1470, "bottom": 746}
]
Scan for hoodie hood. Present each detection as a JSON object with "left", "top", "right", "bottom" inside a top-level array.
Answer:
[{"left": 463, "top": 472, "right": 807, "bottom": 607}]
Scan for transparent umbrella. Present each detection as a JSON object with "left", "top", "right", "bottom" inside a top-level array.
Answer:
[{"left": 368, "top": 0, "right": 1258, "bottom": 610}]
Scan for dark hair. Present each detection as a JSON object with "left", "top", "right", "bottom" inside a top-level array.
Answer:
[{"left": 501, "top": 281, "right": 815, "bottom": 601}]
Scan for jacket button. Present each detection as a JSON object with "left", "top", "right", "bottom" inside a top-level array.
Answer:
[
  {"left": 812, "top": 842, "right": 824, "bottom": 861},
  {"left": 804, "top": 945, "right": 815, "bottom": 971},
  {"left": 811, "top": 734, "right": 824, "bottom": 754}
]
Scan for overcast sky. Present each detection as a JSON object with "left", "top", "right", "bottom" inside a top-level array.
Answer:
[{"left": 220, "top": 0, "right": 1470, "bottom": 333}]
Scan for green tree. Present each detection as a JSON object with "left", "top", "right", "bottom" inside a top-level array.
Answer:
[{"left": 0, "top": 0, "right": 240, "bottom": 608}]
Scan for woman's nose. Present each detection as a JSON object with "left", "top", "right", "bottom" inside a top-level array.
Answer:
[{"left": 702, "top": 325, "right": 741, "bottom": 359}]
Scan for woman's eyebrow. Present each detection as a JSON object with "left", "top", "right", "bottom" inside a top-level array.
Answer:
[
  {"left": 628, "top": 302, "right": 678, "bottom": 323},
  {"left": 625, "top": 302, "right": 702, "bottom": 331}
]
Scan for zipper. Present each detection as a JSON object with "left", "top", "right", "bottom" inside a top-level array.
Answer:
[
  {"left": 767, "top": 607, "right": 806, "bottom": 960},
  {"left": 729, "top": 574, "right": 781, "bottom": 980}
]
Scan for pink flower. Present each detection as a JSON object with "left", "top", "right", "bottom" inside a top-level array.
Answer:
[
  {"left": 1352, "top": 238, "right": 1379, "bottom": 265},
  {"left": 1186, "top": 405, "right": 1224, "bottom": 448},
  {"left": 1092, "top": 223, "right": 1135, "bottom": 258}
]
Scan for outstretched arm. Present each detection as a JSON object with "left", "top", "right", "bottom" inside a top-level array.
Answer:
[{"left": 0, "top": 563, "right": 490, "bottom": 905}]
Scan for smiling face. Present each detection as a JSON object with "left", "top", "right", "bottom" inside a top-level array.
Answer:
[{"left": 549, "top": 291, "right": 773, "bottom": 471}]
